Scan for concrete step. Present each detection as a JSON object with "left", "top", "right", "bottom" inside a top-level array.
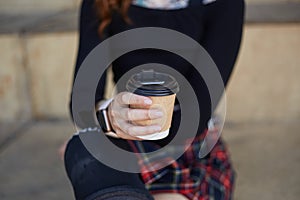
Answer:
[
  {"left": 0, "top": 10, "right": 78, "bottom": 34},
  {"left": 0, "top": 120, "right": 299, "bottom": 199}
]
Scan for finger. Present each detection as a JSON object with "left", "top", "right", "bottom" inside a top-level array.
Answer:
[
  {"left": 117, "top": 107, "right": 164, "bottom": 121},
  {"left": 116, "top": 92, "right": 152, "bottom": 106},
  {"left": 128, "top": 125, "right": 162, "bottom": 137},
  {"left": 114, "top": 128, "right": 143, "bottom": 140},
  {"left": 110, "top": 118, "right": 137, "bottom": 138},
  {"left": 117, "top": 120, "right": 161, "bottom": 137}
]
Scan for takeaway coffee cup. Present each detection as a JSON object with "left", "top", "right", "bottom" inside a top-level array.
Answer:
[{"left": 126, "top": 70, "right": 179, "bottom": 140}]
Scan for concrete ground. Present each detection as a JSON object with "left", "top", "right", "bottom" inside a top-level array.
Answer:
[{"left": 0, "top": 120, "right": 299, "bottom": 200}]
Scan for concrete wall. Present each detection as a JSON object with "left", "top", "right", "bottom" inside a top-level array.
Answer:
[
  {"left": 0, "top": 35, "right": 30, "bottom": 121},
  {"left": 25, "top": 33, "right": 78, "bottom": 119},
  {"left": 226, "top": 24, "right": 300, "bottom": 122},
  {"left": 0, "top": 0, "right": 299, "bottom": 123},
  {"left": 0, "top": 24, "right": 299, "bottom": 123},
  {"left": 0, "top": 33, "right": 77, "bottom": 121}
]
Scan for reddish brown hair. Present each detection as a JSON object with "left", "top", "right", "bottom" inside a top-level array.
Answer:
[{"left": 95, "top": 0, "right": 132, "bottom": 36}]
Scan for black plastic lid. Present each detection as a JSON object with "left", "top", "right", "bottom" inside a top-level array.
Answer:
[{"left": 126, "top": 70, "right": 179, "bottom": 96}]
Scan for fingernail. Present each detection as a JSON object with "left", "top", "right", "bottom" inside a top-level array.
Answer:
[
  {"left": 144, "top": 99, "right": 152, "bottom": 105},
  {"left": 153, "top": 111, "right": 163, "bottom": 117},
  {"left": 153, "top": 126, "right": 161, "bottom": 132}
]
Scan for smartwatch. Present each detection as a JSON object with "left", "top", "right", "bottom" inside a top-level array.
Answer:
[{"left": 96, "top": 98, "right": 113, "bottom": 132}]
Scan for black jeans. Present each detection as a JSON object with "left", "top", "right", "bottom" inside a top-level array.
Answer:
[{"left": 64, "top": 135, "right": 154, "bottom": 200}]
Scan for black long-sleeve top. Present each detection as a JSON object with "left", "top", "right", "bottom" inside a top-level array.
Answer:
[{"left": 70, "top": 0, "right": 244, "bottom": 144}]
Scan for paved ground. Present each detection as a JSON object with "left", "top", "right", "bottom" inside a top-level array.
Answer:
[{"left": 0, "top": 119, "right": 299, "bottom": 200}]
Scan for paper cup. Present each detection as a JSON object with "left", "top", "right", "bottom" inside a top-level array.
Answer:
[{"left": 126, "top": 70, "right": 179, "bottom": 140}]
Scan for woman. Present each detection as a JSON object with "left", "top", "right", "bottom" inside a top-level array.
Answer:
[{"left": 65, "top": 0, "right": 245, "bottom": 199}]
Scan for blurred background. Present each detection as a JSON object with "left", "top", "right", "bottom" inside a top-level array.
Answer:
[{"left": 0, "top": 0, "right": 299, "bottom": 199}]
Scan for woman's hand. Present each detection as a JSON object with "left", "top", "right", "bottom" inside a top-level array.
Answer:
[{"left": 108, "top": 92, "right": 163, "bottom": 140}]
